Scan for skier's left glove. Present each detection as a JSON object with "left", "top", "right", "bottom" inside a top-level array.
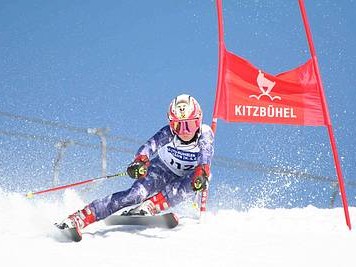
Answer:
[
  {"left": 191, "top": 164, "right": 210, "bottom": 192},
  {"left": 127, "top": 155, "right": 150, "bottom": 179}
]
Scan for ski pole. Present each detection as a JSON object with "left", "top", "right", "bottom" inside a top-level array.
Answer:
[{"left": 26, "top": 171, "right": 128, "bottom": 198}]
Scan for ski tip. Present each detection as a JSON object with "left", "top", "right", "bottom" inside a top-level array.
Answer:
[
  {"left": 172, "top": 213, "right": 179, "bottom": 222},
  {"left": 170, "top": 213, "right": 179, "bottom": 228}
]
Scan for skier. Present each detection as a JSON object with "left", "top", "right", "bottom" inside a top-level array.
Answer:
[{"left": 56, "top": 94, "right": 214, "bottom": 236}]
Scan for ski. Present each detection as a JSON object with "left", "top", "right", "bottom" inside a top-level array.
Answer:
[
  {"left": 55, "top": 223, "right": 82, "bottom": 242},
  {"left": 105, "top": 212, "right": 179, "bottom": 229},
  {"left": 54, "top": 213, "right": 179, "bottom": 242}
]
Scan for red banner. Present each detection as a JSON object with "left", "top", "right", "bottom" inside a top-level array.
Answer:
[{"left": 214, "top": 49, "right": 327, "bottom": 126}]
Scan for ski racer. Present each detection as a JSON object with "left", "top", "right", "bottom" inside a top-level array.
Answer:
[{"left": 56, "top": 94, "right": 214, "bottom": 235}]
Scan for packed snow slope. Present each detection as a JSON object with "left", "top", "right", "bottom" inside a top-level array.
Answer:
[{"left": 1, "top": 190, "right": 355, "bottom": 267}]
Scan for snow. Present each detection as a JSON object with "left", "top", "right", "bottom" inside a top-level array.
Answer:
[{"left": 1, "top": 190, "right": 355, "bottom": 267}]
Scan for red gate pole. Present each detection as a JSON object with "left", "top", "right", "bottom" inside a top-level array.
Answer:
[
  {"left": 200, "top": 0, "right": 226, "bottom": 215},
  {"left": 298, "top": 0, "right": 351, "bottom": 230}
]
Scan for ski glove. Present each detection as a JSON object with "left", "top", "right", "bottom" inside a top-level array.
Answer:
[
  {"left": 191, "top": 164, "right": 210, "bottom": 192},
  {"left": 127, "top": 155, "right": 150, "bottom": 179}
]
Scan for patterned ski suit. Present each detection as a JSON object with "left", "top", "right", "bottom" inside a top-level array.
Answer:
[{"left": 89, "top": 124, "right": 214, "bottom": 221}]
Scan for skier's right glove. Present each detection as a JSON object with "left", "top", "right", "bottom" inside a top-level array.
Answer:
[
  {"left": 191, "top": 164, "right": 210, "bottom": 192},
  {"left": 127, "top": 155, "right": 150, "bottom": 179}
]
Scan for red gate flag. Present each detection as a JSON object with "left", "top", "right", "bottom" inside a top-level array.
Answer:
[
  {"left": 209, "top": 0, "right": 351, "bottom": 230},
  {"left": 214, "top": 49, "right": 327, "bottom": 126}
]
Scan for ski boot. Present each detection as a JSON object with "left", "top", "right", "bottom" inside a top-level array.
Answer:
[
  {"left": 126, "top": 192, "right": 169, "bottom": 216},
  {"left": 55, "top": 205, "right": 96, "bottom": 241}
]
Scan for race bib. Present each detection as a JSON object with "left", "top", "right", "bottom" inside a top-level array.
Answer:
[{"left": 158, "top": 140, "right": 200, "bottom": 176}]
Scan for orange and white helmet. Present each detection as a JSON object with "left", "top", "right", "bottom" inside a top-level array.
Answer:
[{"left": 167, "top": 94, "right": 202, "bottom": 138}]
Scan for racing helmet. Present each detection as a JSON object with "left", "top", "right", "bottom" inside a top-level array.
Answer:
[{"left": 167, "top": 94, "right": 202, "bottom": 139}]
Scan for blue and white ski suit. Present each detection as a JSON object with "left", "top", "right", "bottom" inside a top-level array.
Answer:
[{"left": 89, "top": 124, "right": 214, "bottom": 221}]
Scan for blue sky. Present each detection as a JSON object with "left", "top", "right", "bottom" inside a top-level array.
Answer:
[{"left": 0, "top": 1, "right": 355, "bottom": 209}]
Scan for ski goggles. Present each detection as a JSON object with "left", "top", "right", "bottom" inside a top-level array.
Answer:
[{"left": 170, "top": 119, "right": 201, "bottom": 135}]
